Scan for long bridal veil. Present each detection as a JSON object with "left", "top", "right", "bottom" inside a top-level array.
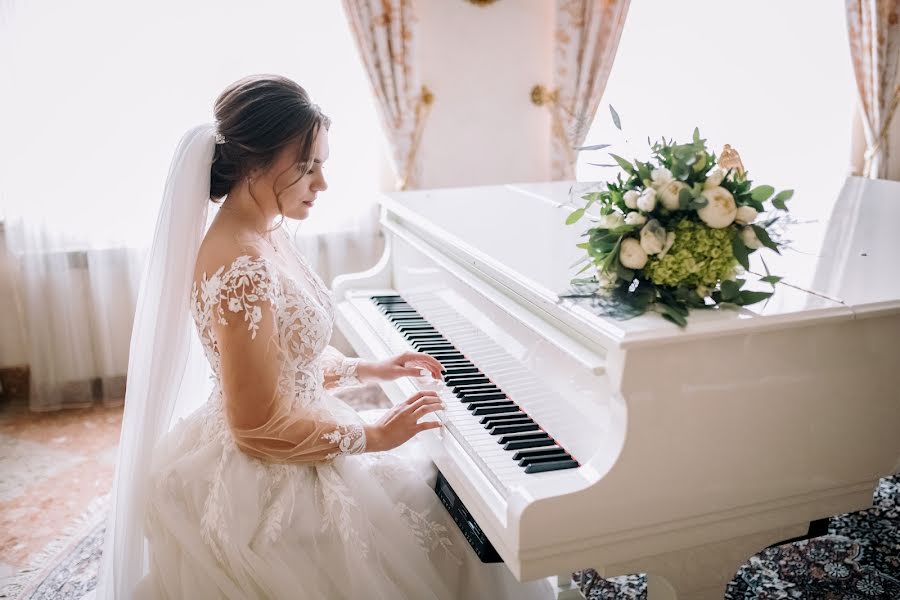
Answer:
[{"left": 95, "top": 125, "right": 217, "bottom": 599}]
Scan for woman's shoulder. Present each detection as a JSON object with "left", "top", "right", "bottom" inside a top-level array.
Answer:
[{"left": 193, "top": 229, "right": 281, "bottom": 300}]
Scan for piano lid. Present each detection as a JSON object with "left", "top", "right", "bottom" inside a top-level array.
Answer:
[
  {"left": 380, "top": 177, "right": 896, "bottom": 348},
  {"left": 759, "top": 176, "right": 900, "bottom": 317}
]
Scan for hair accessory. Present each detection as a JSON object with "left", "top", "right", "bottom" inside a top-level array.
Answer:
[{"left": 214, "top": 131, "right": 227, "bottom": 145}]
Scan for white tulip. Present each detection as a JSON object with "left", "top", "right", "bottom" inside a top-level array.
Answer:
[
  {"left": 698, "top": 186, "right": 737, "bottom": 228},
  {"left": 740, "top": 225, "right": 763, "bottom": 249},
  {"left": 639, "top": 219, "right": 666, "bottom": 255},
  {"left": 619, "top": 237, "right": 648, "bottom": 269},
  {"left": 704, "top": 166, "right": 727, "bottom": 189},
  {"left": 623, "top": 189, "right": 640, "bottom": 209},
  {"left": 658, "top": 231, "right": 676, "bottom": 258},
  {"left": 658, "top": 180, "right": 687, "bottom": 211},
  {"left": 599, "top": 211, "right": 625, "bottom": 229},
  {"left": 650, "top": 167, "right": 673, "bottom": 187},
  {"left": 636, "top": 188, "right": 657, "bottom": 212},
  {"left": 735, "top": 205, "right": 758, "bottom": 225},
  {"left": 624, "top": 211, "right": 647, "bottom": 226}
]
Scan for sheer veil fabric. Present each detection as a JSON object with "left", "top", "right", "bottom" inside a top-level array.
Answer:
[{"left": 95, "top": 125, "right": 217, "bottom": 600}]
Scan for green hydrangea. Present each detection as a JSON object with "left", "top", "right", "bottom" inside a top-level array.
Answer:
[{"left": 643, "top": 218, "right": 737, "bottom": 288}]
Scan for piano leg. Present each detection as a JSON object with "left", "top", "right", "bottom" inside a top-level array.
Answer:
[{"left": 551, "top": 573, "right": 584, "bottom": 600}]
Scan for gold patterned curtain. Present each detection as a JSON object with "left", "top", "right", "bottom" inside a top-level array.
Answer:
[
  {"left": 551, "top": 0, "right": 630, "bottom": 180},
  {"left": 341, "top": 0, "right": 432, "bottom": 190},
  {"left": 846, "top": 0, "right": 900, "bottom": 178}
]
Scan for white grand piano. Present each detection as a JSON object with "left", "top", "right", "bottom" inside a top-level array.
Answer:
[{"left": 332, "top": 176, "right": 900, "bottom": 599}]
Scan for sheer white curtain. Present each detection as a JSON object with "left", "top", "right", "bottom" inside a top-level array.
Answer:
[
  {"left": 576, "top": 0, "right": 855, "bottom": 225},
  {"left": 0, "top": 0, "right": 388, "bottom": 411}
]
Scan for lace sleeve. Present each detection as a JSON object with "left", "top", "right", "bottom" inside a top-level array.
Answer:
[
  {"left": 320, "top": 345, "right": 362, "bottom": 389},
  {"left": 210, "top": 255, "right": 366, "bottom": 462}
]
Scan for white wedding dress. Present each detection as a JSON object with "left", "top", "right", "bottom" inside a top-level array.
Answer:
[{"left": 132, "top": 239, "right": 551, "bottom": 600}]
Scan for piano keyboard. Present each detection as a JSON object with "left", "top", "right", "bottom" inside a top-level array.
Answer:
[{"left": 371, "top": 294, "right": 580, "bottom": 476}]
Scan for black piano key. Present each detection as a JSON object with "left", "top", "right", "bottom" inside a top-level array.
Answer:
[
  {"left": 517, "top": 451, "right": 570, "bottom": 466},
  {"left": 389, "top": 315, "right": 425, "bottom": 322},
  {"left": 442, "top": 366, "right": 479, "bottom": 376},
  {"left": 445, "top": 377, "right": 490, "bottom": 387},
  {"left": 454, "top": 386, "right": 500, "bottom": 398},
  {"left": 498, "top": 432, "right": 549, "bottom": 444},
  {"left": 382, "top": 307, "right": 418, "bottom": 314},
  {"left": 491, "top": 423, "right": 540, "bottom": 436},
  {"left": 405, "top": 333, "right": 445, "bottom": 341},
  {"left": 450, "top": 378, "right": 492, "bottom": 388},
  {"left": 503, "top": 437, "right": 556, "bottom": 451},
  {"left": 480, "top": 413, "right": 530, "bottom": 425},
  {"left": 524, "top": 460, "right": 579, "bottom": 474},
  {"left": 472, "top": 405, "right": 522, "bottom": 416},
  {"left": 512, "top": 447, "right": 566, "bottom": 461},
  {"left": 396, "top": 323, "right": 435, "bottom": 330},
  {"left": 370, "top": 295, "right": 404, "bottom": 302},
  {"left": 415, "top": 346, "right": 455, "bottom": 353},
  {"left": 459, "top": 392, "right": 507, "bottom": 403},
  {"left": 466, "top": 400, "right": 515, "bottom": 412},
  {"left": 428, "top": 353, "right": 466, "bottom": 361}
]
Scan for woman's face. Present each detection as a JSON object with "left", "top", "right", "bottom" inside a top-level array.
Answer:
[{"left": 258, "top": 126, "right": 329, "bottom": 221}]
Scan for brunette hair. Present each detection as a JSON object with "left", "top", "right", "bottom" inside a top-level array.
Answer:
[{"left": 210, "top": 75, "right": 330, "bottom": 224}]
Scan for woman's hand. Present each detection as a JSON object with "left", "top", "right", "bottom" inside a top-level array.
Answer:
[
  {"left": 357, "top": 351, "right": 444, "bottom": 383},
  {"left": 364, "top": 390, "right": 444, "bottom": 452}
]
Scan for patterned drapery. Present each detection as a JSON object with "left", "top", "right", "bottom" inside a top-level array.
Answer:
[
  {"left": 342, "top": 0, "right": 432, "bottom": 189},
  {"left": 551, "top": 0, "right": 630, "bottom": 179},
  {"left": 846, "top": 0, "right": 900, "bottom": 178}
]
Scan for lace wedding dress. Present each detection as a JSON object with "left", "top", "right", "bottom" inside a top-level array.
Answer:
[{"left": 133, "top": 239, "right": 551, "bottom": 599}]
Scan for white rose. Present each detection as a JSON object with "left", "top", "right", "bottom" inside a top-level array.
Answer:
[
  {"left": 698, "top": 186, "right": 737, "bottom": 228},
  {"left": 599, "top": 211, "right": 625, "bottom": 229},
  {"left": 619, "top": 237, "right": 648, "bottom": 269},
  {"left": 636, "top": 188, "right": 657, "bottom": 212},
  {"left": 658, "top": 180, "right": 687, "bottom": 211},
  {"left": 624, "top": 211, "right": 647, "bottom": 226},
  {"left": 658, "top": 231, "right": 676, "bottom": 258},
  {"left": 740, "top": 225, "right": 763, "bottom": 249},
  {"left": 704, "top": 166, "right": 727, "bottom": 189},
  {"left": 735, "top": 205, "right": 758, "bottom": 225},
  {"left": 623, "top": 190, "right": 640, "bottom": 209},
  {"left": 639, "top": 219, "right": 666, "bottom": 255},
  {"left": 650, "top": 167, "right": 673, "bottom": 187}
]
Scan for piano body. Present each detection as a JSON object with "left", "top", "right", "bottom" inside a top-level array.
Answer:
[{"left": 332, "top": 176, "right": 900, "bottom": 599}]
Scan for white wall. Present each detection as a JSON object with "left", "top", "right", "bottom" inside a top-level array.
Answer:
[{"left": 415, "top": 0, "right": 555, "bottom": 188}]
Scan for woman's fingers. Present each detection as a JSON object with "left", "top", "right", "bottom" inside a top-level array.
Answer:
[
  {"left": 404, "top": 390, "right": 439, "bottom": 405},
  {"left": 406, "top": 394, "right": 443, "bottom": 412},
  {"left": 416, "top": 421, "right": 443, "bottom": 432},
  {"left": 403, "top": 353, "right": 444, "bottom": 378},
  {"left": 412, "top": 403, "right": 444, "bottom": 420}
]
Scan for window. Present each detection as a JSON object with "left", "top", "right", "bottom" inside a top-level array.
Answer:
[
  {"left": 0, "top": 0, "right": 385, "bottom": 248},
  {"left": 577, "top": 0, "right": 855, "bottom": 222}
]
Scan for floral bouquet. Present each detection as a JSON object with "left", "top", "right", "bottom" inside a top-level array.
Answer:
[{"left": 563, "top": 126, "right": 792, "bottom": 327}]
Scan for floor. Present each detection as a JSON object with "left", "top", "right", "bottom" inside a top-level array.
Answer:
[{"left": 0, "top": 400, "right": 122, "bottom": 580}]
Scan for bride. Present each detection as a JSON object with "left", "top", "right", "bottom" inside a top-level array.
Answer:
[{"left": 95, "top": 74, "right": 552, "bottom": 599}]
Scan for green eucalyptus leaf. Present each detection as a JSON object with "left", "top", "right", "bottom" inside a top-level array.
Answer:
[
  {"left": 760, "top": 275, "right": 782, "bottom": 285},
  {"left": 751, "top": 224, "right": 781, "bottom": 253},
  {"left": 750, "top": 185, "right": 775, "bottom": 201},
  {"left": 566, "top": 208, "right": 586, "bottom": 225},
  {"left": 736, "top": 290, "right": 774, "bottom": 306},
  {"left": 720, "top": 279, "right": 742, "bottom": 302},
  {"left": 609, "top": 153, "right": 635, "bottom": 174},
  {"left": 732, "top": 237, "right": 750, "bottom": 270},
  {"left": 610, "top": 105, "right": 622, "bottom": 130}
]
